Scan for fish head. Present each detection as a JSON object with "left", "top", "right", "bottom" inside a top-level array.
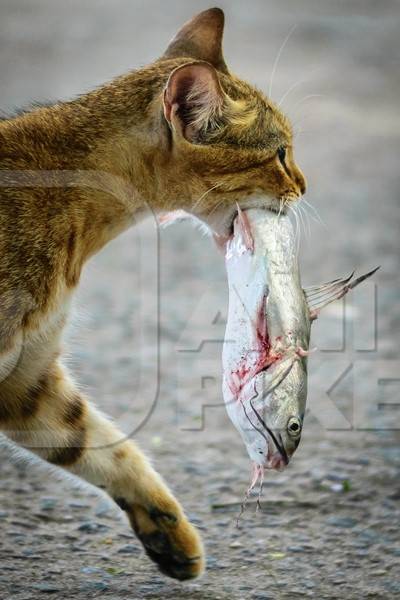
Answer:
[
  {"left": 247, "top": 405, "right": 305, "bottom": 471},
  {"left": 244, "top": 358, "right": 307, "bottom": 470}
]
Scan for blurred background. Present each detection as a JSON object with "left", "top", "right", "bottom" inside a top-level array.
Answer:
[{"left": 0, "top": 1, "right": 399, "bottom": 598}]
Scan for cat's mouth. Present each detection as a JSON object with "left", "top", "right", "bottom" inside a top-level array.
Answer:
[{"left": 210, "top": 196, "right": 288, "bottom": 241}]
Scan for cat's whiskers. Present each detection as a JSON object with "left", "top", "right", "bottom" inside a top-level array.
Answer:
[
  {"left": 190, "top": 181, "right": 224, "bottom": 213},
  {"left": 290, "top": 93, "right": 325, "bottom": 114},
  {"left": 296, "top": 199, "right": 311, "bottom": 238},
  {"left": 297, "top": 196, "right": 325, "bottom": 234},
  {"left": 289, "top": 201, "right": 301, "bottom": 256},
  {"left": 278, "top": 69, "right": 321, "bottom": 107},
  {"left": 268, "top": 24, "right": 298, "bottom": 99},
  {"left": 302, "top": 197, "right": 326, "bottom": 228},
  {"left": 277, "top": 197, "right": 284, "bottom": 220},
  {"left": 291, "top": 92, "right": 326, "bottom": 137},
  {"left": 299, "top": 202, "right": 311, "bottom": 237},
  {"left": 207, "top": 196, "right": 229, "bottom": 218},
  {"left": 296, "top": 201, "right": 307, "bottom": 239},
  {"left": 292, "top": 112, "right": 315, "bottom": 131},
  {"left": 278, "top": 79, "right": 308, "bottom": 107}
]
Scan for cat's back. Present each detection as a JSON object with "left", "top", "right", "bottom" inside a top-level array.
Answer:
[{"left": 0, "top": 111, "right": 74, "bottom": 330}]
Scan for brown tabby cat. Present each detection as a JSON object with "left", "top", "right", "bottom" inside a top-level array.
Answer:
[{"left": 0, "top": 8, "right": 305, "bottom": 580}]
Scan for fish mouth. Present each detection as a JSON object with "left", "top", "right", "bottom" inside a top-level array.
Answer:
[
  {"left": 266, "top": 450, "right": 288, "bottom": 471},
  {"left": 265, "top": 434, "right": 289, "bottom": 470},
  {"left": 264, "top": 430, "right": 289, "bottom": 470}
]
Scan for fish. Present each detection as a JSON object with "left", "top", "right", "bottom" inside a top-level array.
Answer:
[{"left": 222, "top": 207, "right": 379, "bottom": 492}]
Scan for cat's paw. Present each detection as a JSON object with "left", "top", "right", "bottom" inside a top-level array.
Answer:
[{"left": 122, "top": 501, "right": 205, "bottom": 580}]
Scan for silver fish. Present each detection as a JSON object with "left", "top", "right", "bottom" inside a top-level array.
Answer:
[{"left": 222, "top": 207, "right": 378, "bottom": 486}]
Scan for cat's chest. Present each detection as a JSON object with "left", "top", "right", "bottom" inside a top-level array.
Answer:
[
  {"left": 26, "top": 296, "right": 72, "bottom": 345},
  {"left": 0, "top": 296, "right": 72, "bottom": 387}
]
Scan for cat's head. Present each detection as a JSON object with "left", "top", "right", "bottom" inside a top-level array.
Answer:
[{"left": 157, "top": 8, "right": 306, "bottom": 236}]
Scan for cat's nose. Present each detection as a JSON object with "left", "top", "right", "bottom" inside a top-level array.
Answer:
[{"left": 295, "top": 169, "right": 307, "bottom": 196}]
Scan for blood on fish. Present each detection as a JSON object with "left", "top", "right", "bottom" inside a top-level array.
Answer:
[
  {"left": 255, "top": 291, "right": 269, "bottom": 353},
  {"left": 227, "top": 293, "right": 283, "bottom": 403},
  {"left": 228, "top": 364, "right": 252, "bottom": 398}
]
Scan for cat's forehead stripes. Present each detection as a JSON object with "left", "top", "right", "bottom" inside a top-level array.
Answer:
[{"left": 206, "top": 73, "right": 293, "bottom": 151}]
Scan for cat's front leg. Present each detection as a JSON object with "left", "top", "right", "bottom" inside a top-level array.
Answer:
[{"left": 0, "top": 360, "right": 204, "bottom": 580}]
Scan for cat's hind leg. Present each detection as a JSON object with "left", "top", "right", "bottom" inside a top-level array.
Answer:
[{"left": 0, "top": 360, "right": 204, "bottom": 580}]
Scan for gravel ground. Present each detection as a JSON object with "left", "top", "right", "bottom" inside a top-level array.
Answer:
[{"left": 0, "top": 1, "right": 399, "bottom": 598}]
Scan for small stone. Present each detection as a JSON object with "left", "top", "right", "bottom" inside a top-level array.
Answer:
[
  {"left": 77, "top": 521, "right": 108, "bottom": 533},
  {"left": 78, "top": 521, "right": 98, "bottom": 533},
  {"left": 330, "top": 483, "right": 344, "bottom": 493},
  {"left": 267, "top": 552, "right": 286, "bottom": 560},
  {"left": 288, "top": 545, "right": 307, "bottom": 553},
  {"left": 80, "top": 566, "right": 103, "bottom": 575},
  {"left": 384, "top": 582, "right": 400, "bottom": 593},
  {"left": 327, "top": 516, "right": 357, "bottom": 528},
  {"left": 371, "top": 569, "right": 387, "bottom": 576},
  {"left": 99, "top": 554, "right": 111, "bottom": 561},
  {"left": 82, "top": 581, "right": 108, "bottom": 592},
  {"left": 32, "top": 583, "right": 61, "bottom": 593},
  {"left": 68, "top": 501, "right": 90, "bottom": 509},
  {"left": 216, "top": 520, "right": 230, "bottom": 527},
  {"left": 117, "top": 544, "right": 140, "bottom": 555},
  {"left": 388, "top": 489, "right": 400, "bottom": 500},
  {"left": 326, "top": 472, "right": 349, "bottom": 482},
  {"left": 95, "top": 499, "right": 113, "bottom": 517},
  {"left": 229, "top": 541, "right": 243, "bottom": 548},
  {"left": 358, "top": 529, "right": 377, "bottom": 541},
  {"left": 40, "top": 497, "right": 57, "bottom": 511},
  {"left": 7, "top": 530, "right": 25, "bottom": 538}
]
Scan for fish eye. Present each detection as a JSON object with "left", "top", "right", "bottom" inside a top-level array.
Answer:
[
  {"left": 287, "top": 416, "right": 302, "bottom": 437},
  {"left": 277, "top": 146, "right": 286, "bottom": 164}
]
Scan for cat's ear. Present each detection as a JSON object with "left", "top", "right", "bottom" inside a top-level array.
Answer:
[
  {"left": 162, "top": 8, "right": 228, "bottom": 74},
  {"left": 163, "top": 62, "right": 224, "bottom": 142}
]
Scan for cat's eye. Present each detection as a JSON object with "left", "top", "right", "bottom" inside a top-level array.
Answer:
[{"left": 277, "top": 146, "right": 286, "bottom": 164}]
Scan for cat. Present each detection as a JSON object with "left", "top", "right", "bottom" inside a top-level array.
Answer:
[{"left": 0, "top": 8, "right": 306, "bottom": 580}]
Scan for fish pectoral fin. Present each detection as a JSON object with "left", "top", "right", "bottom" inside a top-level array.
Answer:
[
  {"left": 255, "top": 353, "right": 297, "bottom": 398},
  {"left": 304, "top": 266, "right": 380, "bottom": 318}
]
